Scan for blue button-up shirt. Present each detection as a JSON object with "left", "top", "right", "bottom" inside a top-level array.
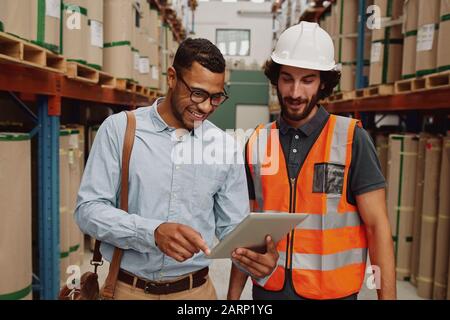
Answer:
[{"left": 75, "top": 98, "right": 250, "bottom": 281}]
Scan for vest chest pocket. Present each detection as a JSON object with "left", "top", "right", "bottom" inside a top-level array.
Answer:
[{"left": 313, "top": 163, "right": 345, "bottom": 195}]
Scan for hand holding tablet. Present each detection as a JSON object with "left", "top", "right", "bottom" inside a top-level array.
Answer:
[{"left": 207, "top": 212, "right": 308, "bottom": 259}]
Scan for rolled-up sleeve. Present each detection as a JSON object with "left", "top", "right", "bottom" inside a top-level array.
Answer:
[
  {"left": 74, "top": 114, "right": 164, "bottom": 253},
  {"left": 213, "top": 144, "right": 250, "bottom": 241}
]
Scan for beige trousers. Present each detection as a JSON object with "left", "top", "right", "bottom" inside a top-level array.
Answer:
[{"left": 109, "top": 276, "right": 217, "bottom": 300}]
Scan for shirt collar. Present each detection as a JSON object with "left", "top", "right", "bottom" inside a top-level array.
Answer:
[
  {"left": 277, "top": 105, "right": 330, "bottom": 137},
  {"left": 149, "top": 97, "right": 201, "bottom": 139}
]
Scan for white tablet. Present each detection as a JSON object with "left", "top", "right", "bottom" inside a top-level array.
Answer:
[{"left": 207, "top": 212, "right": 307, "bottom": 259}]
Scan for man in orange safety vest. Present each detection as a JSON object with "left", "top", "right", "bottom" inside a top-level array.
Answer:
[{"left": 227, "top": 21, "right": 396, "bottom": 300}]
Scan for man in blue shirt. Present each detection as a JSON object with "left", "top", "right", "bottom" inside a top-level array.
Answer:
[{"left": 75, "top": 38, "right": 278, "bottom": 300}]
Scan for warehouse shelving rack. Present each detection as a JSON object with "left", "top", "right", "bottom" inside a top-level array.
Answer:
[
  {"left": 0, "top": 61, "right": 151, "bottom": 300},
  {"left": 298, "top": 0, "right": 450, "bottom": 128}
]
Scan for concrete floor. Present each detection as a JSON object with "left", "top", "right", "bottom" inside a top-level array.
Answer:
[{"left": 80, "top": 240, "right": 423, "bottom": 300}]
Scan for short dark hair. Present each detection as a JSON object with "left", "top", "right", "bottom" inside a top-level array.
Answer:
[
  {"left": 173, "top": 38, "right": 226, "bottom": 75},
  {"left": 264, "top": 59, "right": 341, "bottom": 100}
]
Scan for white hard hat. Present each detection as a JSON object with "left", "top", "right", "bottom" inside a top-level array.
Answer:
[{"left": 271, "top": 21, "right": 336, "bottom": 71}]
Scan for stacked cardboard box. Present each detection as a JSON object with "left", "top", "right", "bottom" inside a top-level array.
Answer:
[
  {"left": 0, "top": 0, "right": 61, "bottom": 53},
  {"left": 437, "top": 0, "right": 450, "bottom": 72},
  {"left": 433, "top": 136, "right": 450, "bottom": 299},
  {"left": 66, "top": 124, "right": 86, "bottom": 266},
  {"left": 387, "top": 134, "right": 419, "bottom": 281},
  {"left": 87, "top": 0, "right": 104, "bottom": 70},
  {"left": 416, "top": 0, "right": 441, "bottom": 77},
  {"left": 336, "top": 0, "right": 358, "bottom": 91},
  {"left": 59, "top": 129, "right": 71, "bottom": 286},
  {"left": 149, "top": 9, "right": 161, "bottom": 90},
  {"left": 0, "top": 133, "right": 32, "bottom": 300},
  {"left": 402, "top": 0, "right": 419, "bottom": 79},
  {"left": 67, "top": 129, "right": 83, "bottom": 269},
  {"left": 0, "top": 1, "right": 31, "bottom": 40},
  {"left": 417, "top": 137, "right": 442, "bottom": 298},
  {"left": 104, "top": 0, "right": 134, "bottom": 81},
  {"left": 410, "top": 133, "right": 431, "bottom": 285},
  {"left": 369, "top": 0, "right": 404, "bottom": 85},
  {"left": 375, "top": 133, "right": 389, "bottom": 178},
  {"left": 62, "top": 0, "right": 89, "bottom": 64}
]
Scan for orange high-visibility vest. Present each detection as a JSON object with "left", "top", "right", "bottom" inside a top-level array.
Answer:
[{"left": 246, "top": 115, "right": 368, "bottom": 300}]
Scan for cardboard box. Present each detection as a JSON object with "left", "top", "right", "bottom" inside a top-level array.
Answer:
[
  {"left": 67, "top": 131, "right": 82, "bottom": 268},
  {"left": 375, "top": 134, "right": 389, "bottom": 179},
  {"left": 87, "top": 0, "right": 103, "bottom": 69},
  {"left": 404, "top": 0, "right": 419, "bottom": 33},
  {"left": 374, "top": 0, "right": 404, "bottom": 19},
  {"left": 341, "top": 0, "right": 358, "bottom": 34},
  {"left": 104, "top": 0, "right": 133, "bottom": 44},
  {"left": 417, "top": 137, "right": 443, "bottom": 299},
  {"left": 441, "top": 0, "right": 450, "bottom": 16},
  {"left": 0, "top": 0, "right": 31, "bottom": 40},
  {"left": 416, "top": 0, "right": 441, "bottom": 76},
  {"left": 62, "top": 1, "right": 89, "bottom": 63},
  {"left": 59, "top": 131, "right": 71, "bottom": 286},
  {"left": 30, "top": 0, "right": 61, "bottom": 53},
  {"left": 0, "top": 134, "right": 32, "bottom": 300},
  {"left": 437, "top": 20, "right": 450, "bottom": 72},
  {"left": 340, "top": 64, "right": 356, "bottom": 92},
  {"left": 387, "top": 134, "right": 419, "bottom": 281},
  {"left": 103, "top": 0, "right": 135, "bottom": 78},
  {"left": 410, "top": 133, "right": 431, "bottom": 286},
  {"left": 402, "top": 35, "right": 417, "bottom": 79},
  {"left": 369, "top": 40, "right": 403, "bottom": 85},
  {"left": 418, "top": 0, "right": 441, "bottom": 25},
  {"left": 433, "top": 136, "right": 450, "bottom": 299}
]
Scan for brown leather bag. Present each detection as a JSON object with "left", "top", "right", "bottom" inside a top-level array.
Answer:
[{"left": 59, "top": 111, "right": 136, "bottom": 300}]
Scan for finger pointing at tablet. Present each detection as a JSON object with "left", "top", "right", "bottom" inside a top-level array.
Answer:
[{"left": 155, "top": 223, "right": 211, "bottom": 262}]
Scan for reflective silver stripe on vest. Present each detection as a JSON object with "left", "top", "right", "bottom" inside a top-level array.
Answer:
[
  {"left": 250, "top": 122, "right": 275, "bottom": 212},
  {"left": 299, "top": 210, "right": 362, "bottom": 230},
  {"left": 291, "top": 248, "right": 368, "bottom": 271},
  {"left": 329, "top": 116, "right": 353, "bottom": 165}
]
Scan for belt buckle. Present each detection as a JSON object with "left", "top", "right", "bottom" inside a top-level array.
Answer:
[{"left": 144, "top": 281, "right": 171, "bottom": 294}]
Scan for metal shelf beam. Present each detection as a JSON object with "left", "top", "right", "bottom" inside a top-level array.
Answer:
[
  {"left": 324, "top": 87, "right": 450, "bottom": 113},
  {"left": 0, "top": 63, "right": 151, "bottom": 107},
  {"left": 37, "top": 96, "right": 60, "bottom": 300}
]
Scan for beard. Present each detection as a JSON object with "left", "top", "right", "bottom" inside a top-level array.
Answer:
[
  {"left": 277, "top": 88, "right": 320, "bottom": 122},
  {"left": 170, "top": 94, "right": 186, "bottom": 126},
  {"left": 170, "top": 94, "right": 206, "bottom": 131}
]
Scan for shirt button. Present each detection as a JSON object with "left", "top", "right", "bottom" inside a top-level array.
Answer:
[
  {"left": 294, "top": 135, "right": 299, "bottom": 140},
  {"left": 293, "top": 149, "right": 298, "bottom": 154}
]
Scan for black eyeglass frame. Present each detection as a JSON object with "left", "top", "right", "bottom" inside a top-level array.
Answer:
[{"left": 176, "top": 72, "right": 229, "bottom": 107}]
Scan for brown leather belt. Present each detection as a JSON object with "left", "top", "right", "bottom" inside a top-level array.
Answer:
[{"left": 117, "top": 267, "right": 209, "bottom": 295}]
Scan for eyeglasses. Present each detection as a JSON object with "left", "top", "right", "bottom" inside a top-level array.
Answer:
[{"left": 177, "top": 73, "right": 229, "bottom": 107}]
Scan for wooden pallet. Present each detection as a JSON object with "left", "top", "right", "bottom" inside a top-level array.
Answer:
[
  {"left": 98, "top": 71, "right": 116, "bottom": 88},
  {"left": 66, "top": 62, "right": 99, "bottom": 84},
  {"left": 0, "top": 31, "right": 66, "bottom": 73},
  {"left": 412, "top": 77, "right": 426, "bottom": 91},
  {"left": 116, "top": 79, "right": 137, "bottom": 92},
  {"left": 149, "top": 89, "right": 159, "bottom": 99},
  {"left": 395, "top": 78, "right": 414, "bottom": 94},
  {"left": 364, "top": 84, "right": 394, "bottom": 97},
  {"left": 425, "top": 71, "right": 450, "bottom": 89},
  {"left": 135, "top": 84, "right": 145, "bottom": 95},
  {"left": 333, "top": 90, "right": 356, "bottom": 102},
  {"left": 355, "top": 88, "right": 366, "bottom": 99}
]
